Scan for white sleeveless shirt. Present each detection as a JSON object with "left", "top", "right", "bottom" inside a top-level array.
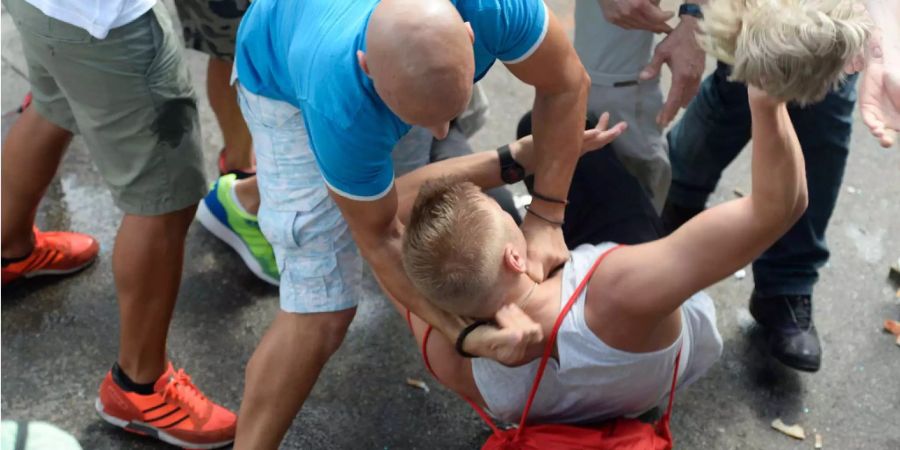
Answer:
[{"left": 471, "top": 243, "right": 723, "bottom": 424}]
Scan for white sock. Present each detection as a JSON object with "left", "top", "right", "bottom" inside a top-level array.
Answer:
[{"left": 228, "top": 182, "right": 254, "bottom": 218}]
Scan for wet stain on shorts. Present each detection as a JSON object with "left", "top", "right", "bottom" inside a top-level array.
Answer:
[{"left": 152, "top": 98, "right": 197, "bottom": 147}]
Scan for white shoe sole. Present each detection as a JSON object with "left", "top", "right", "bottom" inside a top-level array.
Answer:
[
  {"left": 196, "top": 200, "right": 279, "bottom": 286},
  {"left": 95, "top": 398, "right": 233, "bottom": 449}
]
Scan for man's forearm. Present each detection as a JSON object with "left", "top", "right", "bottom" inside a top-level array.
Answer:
[
  {"left": 529, "top": 79, "right": 589, "bottom": 218},
  {"left": 361, "top": 221, "right": 462, "bottom": 339}
]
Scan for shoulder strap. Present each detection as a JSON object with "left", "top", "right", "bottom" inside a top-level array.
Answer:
[{"left": 514, "top": 245, "right": 624, "bottom": 437}]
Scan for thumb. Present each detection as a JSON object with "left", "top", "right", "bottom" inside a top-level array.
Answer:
[{"left": 640, "top": 51, "right": 665, "bottom": 81}]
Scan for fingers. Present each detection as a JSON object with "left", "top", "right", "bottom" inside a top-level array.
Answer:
[
  {"left": 583, "top": 121, "right": 627, "bottom": 152},
  {"left": 641, "top": 8, "right": 675, "bottom": 33},
  {"left": 640, "top": 50, "right": 666, "bottom": 81},
  {"left": 860, "top": 106, "right": 893, "bottom": 148},
  {"left": 657, "top": 83, "right": 683, "bottom": 127},
  {"left": 596, "top": 111, "right": 610, "bottom": 131},
  {"left": 607, "top": 3, "right": 673, "bottom": 33},
  {"left": 495, "top": 304, "right": 543, "bottom": 344}
]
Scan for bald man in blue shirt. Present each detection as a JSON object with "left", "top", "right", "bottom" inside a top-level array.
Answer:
[{"left": 230, "top": 1, "right": 590, "bottom": 447}]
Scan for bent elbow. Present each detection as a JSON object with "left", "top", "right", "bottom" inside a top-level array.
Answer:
[{"left": 791, "top": 188, "right": 809, "bottom": 223}]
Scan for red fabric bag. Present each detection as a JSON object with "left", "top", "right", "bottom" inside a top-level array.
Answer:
[{"left": 421, "top": 246, "right": 682, "bottom": 450}]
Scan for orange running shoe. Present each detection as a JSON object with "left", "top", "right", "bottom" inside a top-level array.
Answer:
[
  {"left": 96, "top": 363, "right": 236, "bottom": 449},
  {"left": 1, "top": 228, "right": 99, "bottom": 285}
]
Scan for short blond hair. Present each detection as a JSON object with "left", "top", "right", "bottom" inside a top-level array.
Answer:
[
  {"left": 402, "top": 178, "right": 505, "bottom": 314},
  {"left": 700, "top": 0, "right": 870, "bottom": 105}
]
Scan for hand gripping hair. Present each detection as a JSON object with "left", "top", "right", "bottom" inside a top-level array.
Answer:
[{"left": 699, "top": 0, "right": 871, "bottom": 105}]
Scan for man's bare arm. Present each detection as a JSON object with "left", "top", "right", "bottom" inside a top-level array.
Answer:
[
  {"left": 329, "top": 187, "right": 543, "bottom": 365},
  {"left": 592, "top": 87, "right": 808, "bottom": 320},
  {"left": 395, "top": 115, "right": 625, "bottom": 224},
  {"left": 505, "top": 7, "right": 591, "bottom": 280}
]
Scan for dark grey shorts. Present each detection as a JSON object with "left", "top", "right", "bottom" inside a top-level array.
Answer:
[{"left": 175, "top": 0, "right": 249, "bottom": 61}]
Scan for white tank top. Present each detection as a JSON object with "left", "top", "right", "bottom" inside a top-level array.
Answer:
[{"left": 472, "top": 243, "right": 723, "bottom": 424}]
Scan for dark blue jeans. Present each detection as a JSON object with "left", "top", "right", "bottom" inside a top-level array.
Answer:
[{"left": 667, "top": 63, "right": 857, "bottom": 297}]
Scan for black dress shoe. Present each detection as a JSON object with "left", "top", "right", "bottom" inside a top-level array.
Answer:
[{"left": 749, "top": 292, "right": 822, "bottom": 372}]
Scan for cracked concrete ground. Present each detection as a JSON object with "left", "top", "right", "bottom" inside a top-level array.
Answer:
[{"left": 2, "top": 1, "right": 899, "bottom": 449}]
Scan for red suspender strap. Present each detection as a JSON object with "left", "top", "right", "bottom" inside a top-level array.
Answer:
[
  {"left": 663, "top": 348, "right": 682, "bottom": 418},
  {"left": 420, "top": 325, "right": 503, "bottom": 435},
  {"left": 514, "top": 245, "right": 624, "bottom": 438}
]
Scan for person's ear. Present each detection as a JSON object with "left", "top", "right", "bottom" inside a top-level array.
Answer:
[
  {"left": 503, "top": 244, "right": 527, "bottom": 274},
  {"left": 464, "top": 22, "right": 474, "bottom": 44},
  {"left": 357, "top": 50, "right": 370, "bottom": 77}
]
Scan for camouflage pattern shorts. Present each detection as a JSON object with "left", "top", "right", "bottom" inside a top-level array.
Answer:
[{"left": 174, "top": 0, "right": 249, "bottom": 61}]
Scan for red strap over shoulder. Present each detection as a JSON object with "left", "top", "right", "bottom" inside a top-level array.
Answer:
[{"left": 515, "top": 245, "right": 624, "bottom": 437}]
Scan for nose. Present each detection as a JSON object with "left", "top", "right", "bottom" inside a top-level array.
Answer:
[{"left": 428, "top": 122, "right": 450, "bottom": 140}]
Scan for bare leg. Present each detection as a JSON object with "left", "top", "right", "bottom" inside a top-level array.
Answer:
[
  {"left": 233, "top": 176, "right": 260, "bottom": 216},
  {"left": 233, "top": 309, "right": 356, "bottom": 450},
  {"left": 207, "top": 57, "right": 252, "bottom": 171},
  {"left": 113, "top": 205, "right": 196, "bottom": 383},
  {"left": 1, "top": 107, "right": 72, "bottom": 257}
]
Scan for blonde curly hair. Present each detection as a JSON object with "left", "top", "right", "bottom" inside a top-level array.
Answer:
[{"left": 699, "top": 0, "right": 871, "bottom": 105}]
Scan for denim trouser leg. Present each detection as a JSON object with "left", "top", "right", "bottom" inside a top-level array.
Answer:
[
  {"left": 667, "top": 62, "right": 857, "bottom": 297},
  {"left": 753, "top": 74, "right": 857, "bottom": 297},
  {"left": 667, "top": 63, "right": 752, "bottom": 210}
]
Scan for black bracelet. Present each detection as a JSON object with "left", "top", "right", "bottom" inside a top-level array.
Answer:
[
  {"left": 524, "top": 205, "right": 565, "bottom": 226},
  {"left": 530, "top": 190, "right": 568, "bottom": 205},
  {"left": 456, "top": 320, "right": 489, "bottom": 358}
]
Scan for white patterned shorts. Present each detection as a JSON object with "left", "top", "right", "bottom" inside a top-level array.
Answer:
[{"left": 237, "top": 84, "right": 363, "bottom": 313}]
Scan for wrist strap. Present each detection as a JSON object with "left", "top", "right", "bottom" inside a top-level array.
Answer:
[
  {"left": 525, "top": 205, "right": 564, "bottom": 226},
  {"left": 530, "top": 190, "right": 568, "bottom": 205},
  {"left": 455, "top": 320, "right": 489, "bottom": 358}
]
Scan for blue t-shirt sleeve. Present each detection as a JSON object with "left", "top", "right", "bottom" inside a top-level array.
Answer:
[
  {"left": 303, "top": 110, "right": 397, "bottom": 201},
  {"left": 473, "top": 0, "right": 549, "bottom": 64}
]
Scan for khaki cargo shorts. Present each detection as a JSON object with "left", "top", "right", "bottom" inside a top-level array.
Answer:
[{"left": 4, "top": 0, "right": 207, "bottom": 216}]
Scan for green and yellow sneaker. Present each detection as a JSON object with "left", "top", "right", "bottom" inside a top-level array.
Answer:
[{"left": 196, "top": 174, "right": 279, "bottom": 285}]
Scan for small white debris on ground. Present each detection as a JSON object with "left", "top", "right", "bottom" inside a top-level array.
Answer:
[
  {"left": 815, "top": 433, "right": 823, "bottom": 449},
  {"left": 734, "top": 269, "right": 747, "bottom": 280},
  {"left": 771, "top": 418, "right": 805, "bottom": 440},
  {"left": 405, "top": 377, "right": 430, "bottom": 393},
  {"left": 846, "top": 186, "right": 858, "bottom": 194}
]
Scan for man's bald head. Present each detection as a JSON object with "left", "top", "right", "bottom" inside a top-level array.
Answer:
[{"left": 361, "top": 0, "right": 475, "bottom": 137}]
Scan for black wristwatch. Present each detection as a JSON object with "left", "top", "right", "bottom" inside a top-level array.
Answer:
[
  {"left": 678, "top": 3, "right": 703, "bottom": 19},
  {"left": 497, "top": 144, "right": 525, "bottom": 184}
]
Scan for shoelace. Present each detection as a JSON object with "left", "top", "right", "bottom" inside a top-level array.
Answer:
[
  {"left": 162, "top": 369, "right": 209, "bottom": 422},
  {"left": 784, "top": 296, "right": 813, "bottom": 331}
]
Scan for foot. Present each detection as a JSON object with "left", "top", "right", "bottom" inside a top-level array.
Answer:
[
  {"left": 196, "top": 174, "right": 279, "bottom": 285},
  {"left": 749, "top": 292, "right": 822, "bottom": 372},
  {"left": 2, "top": 228, "right": 99, "bottom": 285},
  {"left": 217, "top": 148, "right": 255, "bottom": 179},
  {"left": 96, "top": 362, "right": 236, "bottom": 449},
  {"left": 660, "top": 200, "right": 704, "bottom": 235}
]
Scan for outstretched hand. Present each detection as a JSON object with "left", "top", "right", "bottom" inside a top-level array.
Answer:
[
  {"left": 860, "top": 29, "right": 900, "bottom": 148},
  {"left": 511, "top": 112, "right": 627, "bottom": 170},
  {"left": 640, "top": 17, "right": 705, "bottom": 127}
]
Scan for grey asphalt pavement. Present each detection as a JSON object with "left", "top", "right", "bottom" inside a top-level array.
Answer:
[{"left": 2, "top": 1, "right": 899, "bottom": 449}]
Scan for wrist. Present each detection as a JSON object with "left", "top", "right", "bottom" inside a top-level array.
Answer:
[
  {"left": 524, "top": 199, "right": 565, "bottom": 224},
  {"left": 508, "top": 139, "right": 534, "bottom": 174}
]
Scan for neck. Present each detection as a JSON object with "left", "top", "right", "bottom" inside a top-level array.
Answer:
[{"left": 502, "top": 273, "right": 564, "bottom": 337}]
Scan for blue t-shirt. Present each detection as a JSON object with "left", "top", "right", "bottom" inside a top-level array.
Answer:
[{"left": 235, "top": 0, "right": 549, "bottom": 200}]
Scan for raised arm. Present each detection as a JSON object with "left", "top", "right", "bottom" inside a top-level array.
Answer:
[
  {"left": 594, "top": 86, "right": 808, "bottom": 318},
  {"left": 505, "top": 7, "right": 591, "bottom": 281},
  {"left": 395, "top": 114, "right": 625, "bottom": 224}
]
